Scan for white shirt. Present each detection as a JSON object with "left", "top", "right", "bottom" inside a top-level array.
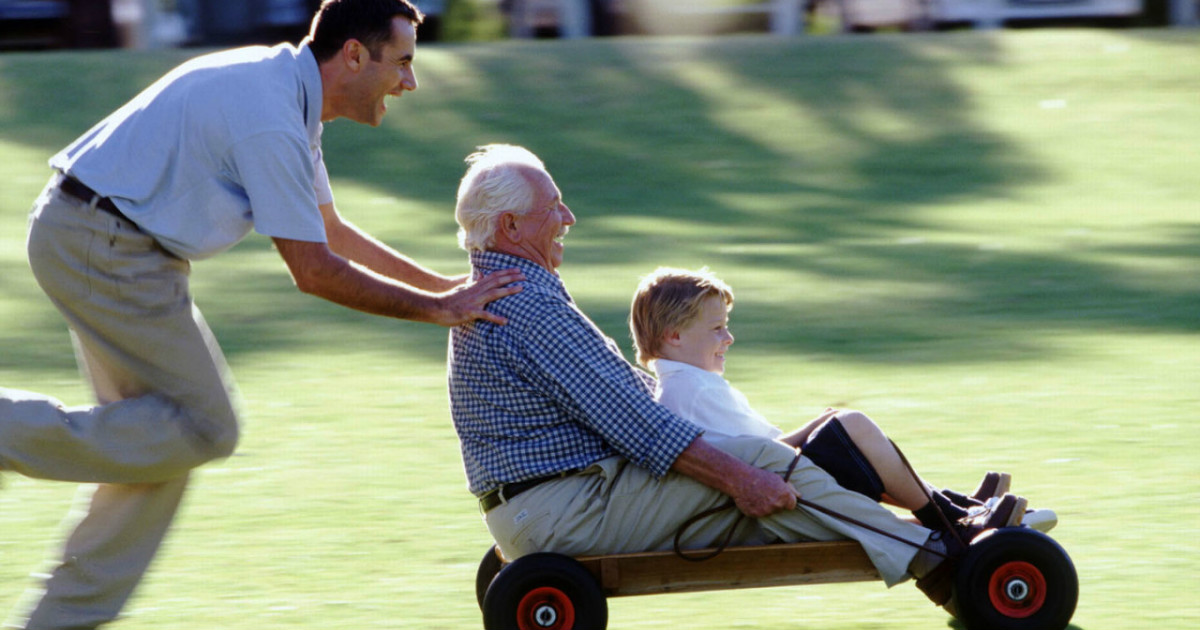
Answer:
[{"left": 652, "top": 359, "right": 782, "bottom": 442}]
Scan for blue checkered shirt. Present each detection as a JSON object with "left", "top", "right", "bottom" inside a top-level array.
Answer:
[{"left": 449, "top": 251, "right": 703, "bottom": 496}]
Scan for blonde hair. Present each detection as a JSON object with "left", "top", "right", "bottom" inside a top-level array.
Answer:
[
  {"left": 455, "top": 144, "right": 547, "bottom": 252},
  {"left": 629, "top": 267, "right": 734, "bottom": 368}
]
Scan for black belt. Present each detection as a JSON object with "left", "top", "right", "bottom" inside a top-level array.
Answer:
[
  {"left": 479, "top": 472, "right": 574, "bottom": 513},
  {"left": 58, "top": 174, "right": 128, "bottom": 220}
]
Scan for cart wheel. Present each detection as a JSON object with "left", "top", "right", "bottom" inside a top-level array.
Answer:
[
  {"left": 476, "top": 545, "right": 506, "bottom": 610},
  {"left": 482, "top": 552, "right": 607, "bottom": 630},
  {"left": 952, "top": 528, "right": 1078, "bottom": 630}
]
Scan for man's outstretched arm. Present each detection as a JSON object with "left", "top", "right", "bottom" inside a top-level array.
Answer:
[
  {"left": 319, "top": 201, "right": 463, "bottom": 293},
  {"left": 273, "top": 237, "right": 522, "bottom": 326}
]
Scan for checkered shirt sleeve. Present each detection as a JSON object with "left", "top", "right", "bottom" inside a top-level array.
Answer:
[{"left": 449, "top": 252, "right": 703, "bottom": 496}]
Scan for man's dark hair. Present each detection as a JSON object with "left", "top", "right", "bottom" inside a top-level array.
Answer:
[{"left": 307, "top": 0, "right": 425, "bottom": 63}]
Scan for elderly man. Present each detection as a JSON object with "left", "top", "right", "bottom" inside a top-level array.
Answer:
[
  {"left": 446, "top": 144, "right": 1017, "bottom": 608},
  {"left": 0, "top": 2, "right": 521, "bottom": 629}
]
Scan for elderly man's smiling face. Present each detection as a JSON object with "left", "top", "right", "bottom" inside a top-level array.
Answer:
[{"left": 509, "top": 167, "right": 575, "bottom": 272}]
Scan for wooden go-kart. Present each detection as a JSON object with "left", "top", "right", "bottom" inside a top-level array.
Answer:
[{"left": 475, "top": 525, "right": 1077, "bottom": 630}]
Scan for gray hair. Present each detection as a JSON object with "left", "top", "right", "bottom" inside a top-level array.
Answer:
[{"left": 455, "top": 144, "right": 547, "bottom": 252}]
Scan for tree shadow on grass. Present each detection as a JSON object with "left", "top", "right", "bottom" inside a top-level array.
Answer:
[
  {"left": 0, "top": 49, "right": 200, "bottom": 152},
  {"left": 1, "top": 34, "right": 1194, "bottom": 371}
]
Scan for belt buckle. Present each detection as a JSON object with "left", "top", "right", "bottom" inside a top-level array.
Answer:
[
  {"left": 59, "top": 174, "right": 102, "bottom": 211},
  {"left": 479, "top": 487, "right": 504, "bottom": 512}
]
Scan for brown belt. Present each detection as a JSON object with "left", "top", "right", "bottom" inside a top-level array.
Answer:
[
  {"left": 479, "top": 472, "right": 574, "bottom": 513},
  {"left": 58, "top": 174, "right": 128, "bottom": 220}
]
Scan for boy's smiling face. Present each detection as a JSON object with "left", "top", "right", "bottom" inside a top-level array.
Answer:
[{"left": 665, "top": 294, "right": 734, "bottom": 374}]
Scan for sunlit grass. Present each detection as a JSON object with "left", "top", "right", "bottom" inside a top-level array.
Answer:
[{"left": 1, "top": 27, "right": 1197, "bottom": 629}]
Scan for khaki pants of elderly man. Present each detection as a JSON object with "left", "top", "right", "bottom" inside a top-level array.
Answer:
[
  {"left": 0, "top": 180, "right": 240, "bottom": 630},
  {"left": 484, "top": 436, "right": 933, "bottom": 587}
]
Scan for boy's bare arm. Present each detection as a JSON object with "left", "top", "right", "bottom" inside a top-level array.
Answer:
[{"left": 780, "top": 407, "right": 840, "bottom": 448}]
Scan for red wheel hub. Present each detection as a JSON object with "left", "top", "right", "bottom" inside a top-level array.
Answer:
[
  {"left": 989, "top": 560, "right": 1047, "bottom": 618},
  {"left": 516, "top": 586, "right": 575, "bottom": 630}
]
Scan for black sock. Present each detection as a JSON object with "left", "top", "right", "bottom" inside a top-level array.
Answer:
[
  {"left": 913, "top": 492, "right": 970, "bottom": 529},
  {"left": 942, "top": 488, "right": 984, "bottom": 508},
  {"left": 913, "top": 502, "right": 945, "bottom": 530},
  {"left": 933, "top": 491, "right": 970, "bottom": 522}
]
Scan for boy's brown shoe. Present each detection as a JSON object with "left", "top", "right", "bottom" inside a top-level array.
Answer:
[
  {"left": 970, "top": 471, "right": 1012, "bottom": 502},
  {"left": 958, "top": 493, "right": 1027, "bottom": 543}
]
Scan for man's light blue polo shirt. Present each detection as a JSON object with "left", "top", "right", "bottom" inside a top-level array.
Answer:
[{"left": 50, "top": 42, "right": 330, "bottom": 261}]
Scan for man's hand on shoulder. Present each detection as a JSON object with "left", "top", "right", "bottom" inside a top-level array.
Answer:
[
  {"left": 434, "top": 268, "right": 525, "bottom": 327},
  {"left": 274, "top": 237, "right": 523, "bottom": 326}
]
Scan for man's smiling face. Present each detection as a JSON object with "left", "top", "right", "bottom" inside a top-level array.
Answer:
[{"left": 348, "top": 17, "right": 418, "bottom": 126}]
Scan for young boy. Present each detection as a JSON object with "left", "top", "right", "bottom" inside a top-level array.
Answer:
[{"left": 630, "top": 267, "right": 1054, "bottom": 533}]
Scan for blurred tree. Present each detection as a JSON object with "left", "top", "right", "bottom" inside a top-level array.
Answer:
[{"left": 441, "top": 0, "right": 505, "bottom": 41}]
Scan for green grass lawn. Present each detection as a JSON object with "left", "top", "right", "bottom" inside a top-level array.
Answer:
[{"left": 1, "top": 27, "right": 1198, "bottom": 629}]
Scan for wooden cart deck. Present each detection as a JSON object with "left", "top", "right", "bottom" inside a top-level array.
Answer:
[
  {"left": 480, "top": 527, "right": 1077, "bottom": 630},
  {"left": 572, "top": 540, "right": 881, "bottom": 597}
]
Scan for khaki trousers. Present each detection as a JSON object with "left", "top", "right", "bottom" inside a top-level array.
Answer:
[
  {"left": 1, "top": 180, "right": 240, "bottom": 629},
  {"left": 484, "top": 436, "right": 930, "bottom": 586}
]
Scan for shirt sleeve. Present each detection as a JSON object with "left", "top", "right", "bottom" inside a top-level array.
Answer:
[
  {"left": 227, "top": 130, "right": 327, "bottom": 243},
  {"left": 311, "top": 146, "right": 334, "bottom": 206},
  {"left": 518, "top": 298, "right": 702, "bottom": 477},
  {"left": 632, "top": 365, "right": 658, "bottom": 393}
]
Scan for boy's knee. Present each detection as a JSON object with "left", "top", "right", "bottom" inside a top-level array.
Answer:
[
  {"left": 835, "top": 410, "right": 868, "bottom": 427},
  {"left": 834, "top": 410, "right": 882, "bottom": 438}
]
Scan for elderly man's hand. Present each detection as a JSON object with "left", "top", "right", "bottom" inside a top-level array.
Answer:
[
  {"left": 672, "top": 437, "right": 800, "bottom": 519},
  {"left": 434, "top": 268, "right": 525, "bottom": 326},
  {"left": 729, "top": 465, "right": 800, "bottom": 518}
]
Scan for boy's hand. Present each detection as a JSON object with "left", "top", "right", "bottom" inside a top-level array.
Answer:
[{"left": 814, "top": 407, "right": 839, "bottom": 423}]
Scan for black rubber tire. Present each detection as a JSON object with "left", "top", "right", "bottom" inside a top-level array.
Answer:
[
  {"left": 482, "top": 552, "right": 608, "bottom": 630},
  {"left": 952, "top": 528, "right": 1078, "bottom": 630},
  {"left": 476, "top": 545, "right": 505, "bottom": 610}
]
